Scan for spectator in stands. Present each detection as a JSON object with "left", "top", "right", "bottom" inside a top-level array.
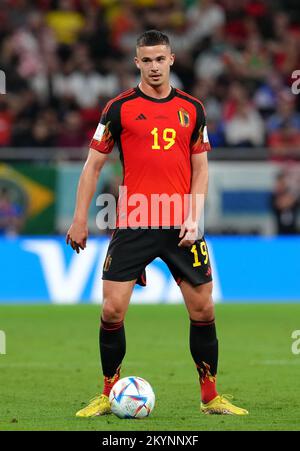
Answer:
[
  {"left": 268, "top": 120, "right": 300, "bottom": 161},
  {"left": 30, "top": 119, "right": 56, "bottom": 147},
  {"left": 194, "top": 25, "right": 239, "bottom": 82},
  {"left": 56, "top": 110, "right": 86, "bottom": 150},
  {"left": 224, "top": 100, "right": 265, "bottom": 147},
  {"left": 267, "top": 90, "right": 300, "bottom": 133},
  {"left": 238, "top": 36, "right": 271, "bottom": 82},
  {"left": 68, "top": 58, "right": 119, "bottom": 108},
  {"left": 11, "top": 89, "right": 41, "bottom": 147},
  {"left": 46, "top": 0, "right": 85, "bottom": 47},
  {"left": 10, "top": 10, "right": 56, "bottom": 79},
  {"left": 186, "top": 0, "right": 225, "bottom": 44},
  {"left": 207, "top": 117, "right": 225, "bottom": 148},
  {"left": 51, "top": 58, "right": 76, "bottom": 101},
  {"left": 271, "top": 171, "right": 299, "bottom": 235},
  {"left": 192, "top": 78, "right": 225, "bottom": 147},
  {"left": 254, "top": 71, "right": 284, "bottom": 117},
  {"left": 268, "top": 11, "right": 300, "bottom": 79},
  {"left": 223, "top": 83, "right": 265, "bottom": 147}
]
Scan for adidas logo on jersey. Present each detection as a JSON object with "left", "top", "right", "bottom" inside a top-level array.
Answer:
[{"left": 135, "top": 113, "right": 147, "bottom": 120}]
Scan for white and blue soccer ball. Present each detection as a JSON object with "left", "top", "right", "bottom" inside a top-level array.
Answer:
[{"left": 109, "top": 376, "right": 155, "bottom": 419}]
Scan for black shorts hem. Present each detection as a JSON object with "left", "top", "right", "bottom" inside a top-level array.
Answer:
[
  {"left": 190, "top": 276, "right": 213, "bottom": 287},
  {"left": 176, "top": 275, "right": 213, "bottom": 287},
  {"left": 102, "top": 272, "right": 146, "bottom": 286}
]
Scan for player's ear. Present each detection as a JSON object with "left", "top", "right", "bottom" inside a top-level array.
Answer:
[
  {"left": 170, "top": 53, "right": 175, "bottom": 66},
  {"left": 134, "top": 57, "right": 140, "bottom": 70}
]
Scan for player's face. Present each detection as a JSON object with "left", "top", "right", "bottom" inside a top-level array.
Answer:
[{"left": 135, "top": 45, "right": 175, "bottom": 87}]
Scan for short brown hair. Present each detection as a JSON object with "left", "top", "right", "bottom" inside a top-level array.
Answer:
[{"left": 136, "top": 30, "right": 170, "bottom": 48}]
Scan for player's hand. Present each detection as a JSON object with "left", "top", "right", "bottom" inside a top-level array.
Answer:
[
  {"left": 178, "top": 220, "right": 198, "bottom": 247},
  {"left": 66, "top": 221, "right": 88, "bottom": 254}
]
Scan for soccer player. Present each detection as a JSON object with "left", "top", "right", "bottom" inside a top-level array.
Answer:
[{"left": 67, "top": 30, "right": 248, "bottom": 416}]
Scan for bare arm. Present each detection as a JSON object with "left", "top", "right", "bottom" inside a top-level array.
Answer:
[
  {"left": 66, "top": 149, "right": 108, "bottom": 253},
  {"left": 178, "top": 152, "right": 208, "bottom": 247}
]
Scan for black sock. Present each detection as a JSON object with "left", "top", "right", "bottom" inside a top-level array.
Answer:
[
  {"left": 190, "top": 318, "right": 218, "bottom": 379},
  {"left": 100, "top": 317, "right": 126, "bottom": 378}
]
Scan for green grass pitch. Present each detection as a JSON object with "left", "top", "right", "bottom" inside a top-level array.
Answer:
[{"left": 0, "top": 303, "right": 300, "bottom": 431}]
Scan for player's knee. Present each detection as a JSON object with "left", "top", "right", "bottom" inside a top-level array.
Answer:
[
  {"left": 101, "top": 297, "right": 126, "bottom": 323},
  {"left": 201, "top": 301, "right": 215, "bottom": 321},
  {"left": 191, "top": 301, "right": 214, "bottom": 321},
  {"left": 190, "top": 284, "right": 214, "bottom": 321}
]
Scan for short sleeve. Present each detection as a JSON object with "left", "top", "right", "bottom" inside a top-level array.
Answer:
[
  {"left": 90, "top": 101, "right": 121, "bottom": 154},
  {"left": 190, "top": 102, "right": 211, "bottom": 154}
]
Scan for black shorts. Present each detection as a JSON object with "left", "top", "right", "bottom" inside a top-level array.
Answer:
[{"left": 102, "top": 228, "right": 212, "bottom": 287}]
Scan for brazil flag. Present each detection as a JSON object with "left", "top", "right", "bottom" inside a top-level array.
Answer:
[{"left": 0, "top": 163, "right": 56, "bottom": 234}]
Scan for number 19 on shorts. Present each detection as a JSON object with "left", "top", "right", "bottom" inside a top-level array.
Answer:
[{"left": 191, "top": 242, "right": 209, "bottom": 267}]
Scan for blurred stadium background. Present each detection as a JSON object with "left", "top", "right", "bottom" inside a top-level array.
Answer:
[
  {"left": 0, "top": 0, "right": 299, "bottom": 304},
  {"left": 1, "top": 0, "right": 300, "bottom": 433}
]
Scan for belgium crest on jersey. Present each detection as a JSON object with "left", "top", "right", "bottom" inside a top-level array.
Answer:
[{"left": 177, "top": 108, "right": 190, "bottom": 127}]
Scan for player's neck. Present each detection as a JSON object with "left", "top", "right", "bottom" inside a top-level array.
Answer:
[{"left": 138, "top": 81, "right": 172, "bottom": 99}]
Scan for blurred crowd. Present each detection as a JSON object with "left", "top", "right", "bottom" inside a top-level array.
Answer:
[{"left": 0, "top": 0, "right": 300, "bottom": 160}]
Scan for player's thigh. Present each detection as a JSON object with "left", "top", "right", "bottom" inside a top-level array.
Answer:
[
  {"left": 101, "top": 279, "right": 136, "bottom": 322},
  {"left": 180, "top": 279, "right": 214, "bottom": 321},
  {"left": 102, "top": 228, "right": 158, "bottom": 285},
  {"left": 161, "top": 231, "right": 213, "bottom": 287}
]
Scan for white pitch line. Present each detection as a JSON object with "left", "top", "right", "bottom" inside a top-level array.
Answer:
[{"left": 254, "top": 360, "right": 300, "bottom": 365}]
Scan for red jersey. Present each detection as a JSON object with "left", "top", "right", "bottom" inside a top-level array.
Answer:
[{"left": 90, "top": 86, "right": 211, "bottom": 227}]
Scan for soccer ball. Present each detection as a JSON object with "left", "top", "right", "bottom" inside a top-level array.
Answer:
[{"left": 109, "top": 376, "right": 155, "bottom": 419}]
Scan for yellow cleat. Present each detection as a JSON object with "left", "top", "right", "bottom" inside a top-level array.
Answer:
[
  {"left": 201, "top": 395, "right": 249, "bottom": 415},
  {"left": 76, "top": 394, "right": 111, "bottom": 418}
]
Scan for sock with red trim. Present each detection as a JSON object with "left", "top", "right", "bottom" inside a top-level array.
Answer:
[
  {"left": 100, "top": 317, "right": 125, "bottom": 396},
  {"left": 189, "top": 318, "right": 219, "bottom": 404}
]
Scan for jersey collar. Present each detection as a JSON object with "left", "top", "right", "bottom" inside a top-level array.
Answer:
[{"left": 135, "top": 85, "right": 176, "bottom": 103}]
